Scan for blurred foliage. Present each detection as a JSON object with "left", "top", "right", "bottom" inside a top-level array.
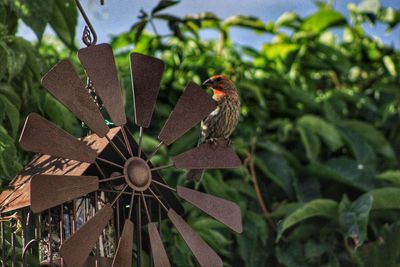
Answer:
[{"left": 1, "top": 0, "right": 400, "bottom": 266}]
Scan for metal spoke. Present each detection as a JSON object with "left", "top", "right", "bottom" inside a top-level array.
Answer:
[
  {"left": 128, "top": 190, "right": 136, "bottom": 219},
  {"left": 98, "top": 175, "right": 124, "bottom": 183},
  {"left": 111, "top": 184, "right": 129, "bottom": 206},
  {"left": 105, "top": 135, "right": 127, "bottom": 161},
  {"left": 99, "top": 189, "right": 154, "bottom": 198},
  {"left": 94, "top": 161, "right": 107, "bottom": 179},
  {"left": 146, "top": 141, "right": 164, "bottom": 163},
  {"left": 121, "top": 127, "right": 133, "bottom": 157},
  {"left": 152, "top": 180, "right": 177, "bottom": 192},
  {"left": 136, "top": 197, "right": 142, "bottom": 267},
  {"left": 138, "top": 127, "right": 143, "bottom": 158},
  {"left": 97, "top": 157, "right": 124, "bottom": 169},
  {"left": 150, "top": 163, "right": 174, "bottom": 172},
  {"left": 141, "top": 192, "right": 151, "bottom": 222},
  {"left": 148, "top": 187, "right": 168, "bottom": 212}
]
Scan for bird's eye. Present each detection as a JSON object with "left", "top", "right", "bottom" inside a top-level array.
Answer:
[{"left": 216, "top": 77, "right": 222, "bottom": 82}]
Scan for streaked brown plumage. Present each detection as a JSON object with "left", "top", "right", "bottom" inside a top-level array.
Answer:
[{"left": 187, "top": 75, "right": 240, "bottom": 181}]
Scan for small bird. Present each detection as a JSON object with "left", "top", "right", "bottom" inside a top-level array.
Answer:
[{"left": 187, "top": 75, "right": 240, "bottom": 181}]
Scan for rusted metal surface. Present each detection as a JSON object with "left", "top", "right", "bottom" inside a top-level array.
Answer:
[
  {"left": 0, "top": 128, "right": 120, "bottom": 214},
  {"left": 78, "top": 44, "right": 126, "bottom": 126},
  {"left": 158, "top": 82, "right": 217, "bottom": 146},
  {"left": 177, "top": 186, "right": 242, "bottom": 233},
  {"left": 123, "top": 157, "right": 152, "bottom": 192},
  {"left": 112, "top": 219, "right": 134, "bottom": 267},
  {"left": 84, "top": 256, "right": 113, "bottom": 267},
  {"left": 130, "top": 53, "right": 164, "bottom": 128},
  {"left": 148, "top": 222, "right": 171, "bottom": 267},
  {"left": 60, "top": 204, "right": 113, "bottom": 267},
  {"left": 123, "top": 127, "right": 184, "bottom": 216},
  {"left": 19, "top": 113, "right": 98, "bottom": 163},
  {"left": 168, "top": 209, "right": 223, "bottom": 267},
  {"left": 30, "top": 175, "right": 99, "bottom": 213},
  {"left": 41, "top": 60, "right": 109, "bottom": 137},
  {"left": 173, "top": 138, "right": 241, "bottom": 169}
]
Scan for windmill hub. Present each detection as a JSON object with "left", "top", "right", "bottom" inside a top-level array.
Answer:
[{"left": 123, "top": 157, "right": 152, "bottom": 191}]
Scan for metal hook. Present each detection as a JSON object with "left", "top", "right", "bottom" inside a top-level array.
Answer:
[{"left": 74, "top": 0, "right": 97, "bottom": 46}]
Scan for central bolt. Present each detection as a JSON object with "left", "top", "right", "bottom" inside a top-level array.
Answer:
[{"left": 123, "top": 157, "right": 152, "bottom": 191}]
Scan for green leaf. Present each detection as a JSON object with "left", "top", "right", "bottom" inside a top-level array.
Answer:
[
  {"left": 308, "top": 159, "right": 376, "bottom": 191},
  {"left": 0, "top": 94, "right": 19, "bottom": 138},
  {"left": 254, "top": 150, "right": 296, "bottom": 197},
  {"left": 49, "top": 0, "right": 77, "bottom": 49},
  {"left": 0, "top": 126, "right": 22, "bottom": 180},
  {"left": 43, "top": 94, "right": 82, "bottom": 136},
  {"left": 132, "top": 20, "right": 147, "bottom": 41},
  {"left": 301, "top": 8, "right": 346, "bottom": 33},
  {"left": 339, "top": 127, "right": 376, "bottom": 166},
  {"left": 13, "top": 0, "right": 55, "bottom": 40},
  {"left": 339, "top": 120, "right": 396, "bottom": 160},
  {"left": 298, "top": 115, "right": 344, "bottom": 152},
  {"left": 261, "top": 43, "right": 299, "bottom": 59},
  {"left": 358, "top": 222, "right": 400, "bottom": 267},
  {"left": 327, "top": 157, "right": 376, "bottom": 190},
  {"left": 339, "top": 194, "right": 373, "bottom": 246},
  {"left": 151, "top": 0, "right": 180, "bottom": 15},
  {"left": 0, "top": 88, "right": 21, "bottom": 111},
  {"left": 278, "top": 199, "right": 338, "bottom": 239},
  {"left": 275, "top": 11, "right": 301, "bottom": 29},
  {"left": 357, "top": 0, "right": 380, "bottom": 15},
  {"left": 0, "top": 40, "right": 27, "bottom": 80},
  {"left": 237, "top": 211, "right": 269, "bottom": 267},
  {"left": 369, "top": 187, "right": 400, "bottom": 210},
  {"left": 297, "top": 122, "right": 320, "bottom": 161},
  {"left": 383, "top": 55, "right": 397, "bottom": 76},
  {"left": 271, "top": 202, "right": 303, "bottom": 219},
  {"left": 377, "top": 170, "right": 400, "bottom": 185},
  {"left": 223, "top": 15, "right": 268, "bottom": 32}
]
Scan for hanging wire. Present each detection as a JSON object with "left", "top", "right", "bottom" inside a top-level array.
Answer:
[
  {"left": 74, "top": 0, "right": 98, "bottom": 46},
  {"left": 74, "top": 0, "right": 105, "bottom": 132}
]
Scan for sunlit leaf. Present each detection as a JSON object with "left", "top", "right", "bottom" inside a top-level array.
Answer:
[
  {"left": 301, "top": 8, "right": 346, "bottom": 33},
  {"left": 13, "top": 0, "right": 54, "bottom": 40},
  {"left": 49, "top": 0, "right": 77, "bottom": 49}
]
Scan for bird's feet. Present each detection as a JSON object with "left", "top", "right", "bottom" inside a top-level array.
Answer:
[
  {"left": 205, "top": 137, "right": 232, "bottom": 149},
  {"left": 205, "top": 138, "right": 219, "bottom": 149}
]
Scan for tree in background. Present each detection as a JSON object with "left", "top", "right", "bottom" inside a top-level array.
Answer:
[{"left": 1, "top": 0, "right": 400, "bottom": 266}]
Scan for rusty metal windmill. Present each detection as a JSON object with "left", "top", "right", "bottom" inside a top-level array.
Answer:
[{"left": 0, "top": 1, "right": 243, "bottom": 267}]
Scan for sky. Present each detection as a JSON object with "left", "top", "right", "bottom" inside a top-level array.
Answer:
[{"left": 18, "top": 0, "right": 400, "bottom": 50}]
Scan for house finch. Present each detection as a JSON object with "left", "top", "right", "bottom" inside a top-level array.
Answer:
[{"left": 187, "top": 75, "right": 240, "bottom": 181}]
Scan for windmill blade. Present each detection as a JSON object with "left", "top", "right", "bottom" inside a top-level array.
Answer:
[
  {"left": 78, "top": 44, "right": 127, "bottom": 126},
  {"left": 60, "top": 204, "right": 113, "bottom": 267},
  {"left": 41, "top": 60, "right": 109, "bottom": 137},
  {"left": 19, "top": 113, "right": 97, "bottom": 163},
  {"left": 112, "top": 219, "right": 134, "bottom": 267},
  {"left": 177, "top": 186, "right": 242, "bottom": 233},
  {"left": 158, "top": 82, "right": 217, "bottom": 146},
  {"left": 31, "top": 175, "right": 99, "bottom": 213},
  {"left": 168, "top": 209, "right": 222, "bottom": 267},
  {"left": 172, "top": 138, "right": 241, "bottom": 169},
  {"left": 148, "top": 222, "right": 171, "bottom": 267},
  {"left": 130, "top": 53, "right": 164, "bottom": 128}
]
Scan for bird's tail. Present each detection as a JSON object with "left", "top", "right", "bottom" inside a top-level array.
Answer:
[{"left": 186, "top": 169, "right": 204, "bottom": 181}]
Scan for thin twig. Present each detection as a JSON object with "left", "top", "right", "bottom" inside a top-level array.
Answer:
[{"left": 245, "top": 151, "right": 276, "bottom": 231}]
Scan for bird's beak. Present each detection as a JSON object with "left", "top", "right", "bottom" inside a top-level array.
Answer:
[{"left": 201, "top": 78, "right": 213, "bottom": 89}]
